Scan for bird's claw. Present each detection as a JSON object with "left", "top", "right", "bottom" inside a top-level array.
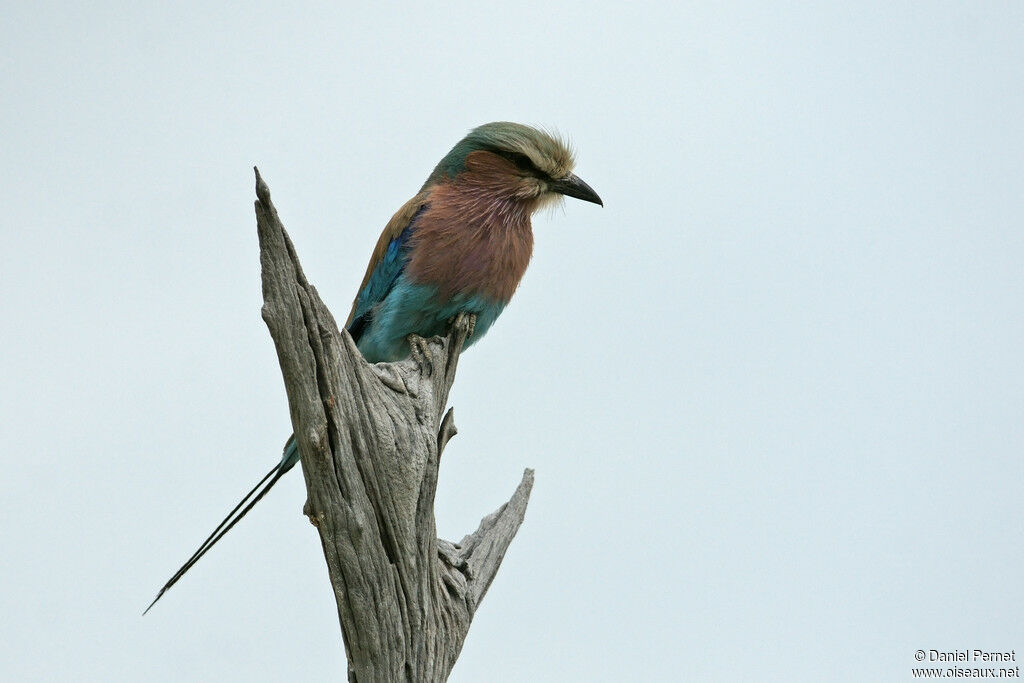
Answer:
[
  {"left": 408, "top": 335, "right": 434, "bottom": 376},
  {"left": 449, "top": 312, "right": 477, "bottom": 341}
]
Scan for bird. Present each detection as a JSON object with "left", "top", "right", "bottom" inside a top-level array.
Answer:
[{"left": 144, "top": 122, "right": 602, "bottom": 613}]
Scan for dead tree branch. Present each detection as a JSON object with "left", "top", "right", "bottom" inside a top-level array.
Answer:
[{"left": 254, "top": 168, "right": 533, "bottom": 681}]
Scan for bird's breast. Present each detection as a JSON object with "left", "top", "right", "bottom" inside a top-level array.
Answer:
[{"left": 405, "top": 187, "right": 534, "bottom": 303}]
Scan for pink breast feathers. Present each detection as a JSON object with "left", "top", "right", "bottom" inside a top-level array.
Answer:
[{"left": 405, "top": 181, "right": 535, "bottom": 303}]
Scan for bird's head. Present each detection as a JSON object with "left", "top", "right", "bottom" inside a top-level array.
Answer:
[{"left": 425, "top": 122, "right": 602, "bottom": 210}]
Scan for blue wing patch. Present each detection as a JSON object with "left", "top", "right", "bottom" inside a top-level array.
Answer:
[{"left": 347, "top": 207, "right": 425, "bottom": 343}]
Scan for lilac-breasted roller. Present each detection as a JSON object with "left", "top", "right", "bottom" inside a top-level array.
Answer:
[{"left": 145, "top": 122, "right": 602, "bottom": 612}]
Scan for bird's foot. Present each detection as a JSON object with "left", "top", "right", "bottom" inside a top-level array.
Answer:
[
  {"left": 408, "top": 334, "right": 434, "bottom": 377},
  {"left": 448, "top": 312, "right": 477, "bottom": 342}
]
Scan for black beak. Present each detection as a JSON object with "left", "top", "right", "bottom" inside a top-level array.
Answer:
[{"left": 550, "top": 173, "right": 603, "bottom": 206}]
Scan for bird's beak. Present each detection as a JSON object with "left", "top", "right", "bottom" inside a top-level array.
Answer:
[{"left": 550, "top": 173, "right": 603, "bottom": 206}]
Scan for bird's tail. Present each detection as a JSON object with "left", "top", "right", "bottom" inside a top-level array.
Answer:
[{"left": 143, "top": 437, "right": 300, "bottom": 615}]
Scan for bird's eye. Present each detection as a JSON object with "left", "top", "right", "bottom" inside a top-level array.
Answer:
[
  {"left": 510, "top": 153, "right": 534, "bottom": 171},
  {"left": 496, "top": 150, "right": 539, "bottom": 174}
]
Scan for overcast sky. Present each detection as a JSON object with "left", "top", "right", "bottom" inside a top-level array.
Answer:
[{"left": 2, "top": 2, "right": 1023, "bottom": 681}]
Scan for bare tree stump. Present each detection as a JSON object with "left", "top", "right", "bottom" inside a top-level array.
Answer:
[{"left": 254, "top": 168, "right": 533, "bottom": 682}]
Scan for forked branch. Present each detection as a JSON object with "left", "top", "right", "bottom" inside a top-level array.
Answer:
[{"left": 254, "top": 168, "right": 532, "bottom": 681}]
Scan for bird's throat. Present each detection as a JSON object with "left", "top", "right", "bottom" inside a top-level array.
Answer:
[{"left": 405, "top": 181, "right": 535, "bottom": 303}]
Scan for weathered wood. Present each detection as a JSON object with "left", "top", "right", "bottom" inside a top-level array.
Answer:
[{"left": 254, "top": 168, "right": 533, "bottom": 682}]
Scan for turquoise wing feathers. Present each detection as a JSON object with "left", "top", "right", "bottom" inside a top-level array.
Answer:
[{"left": 346, "top": 207, "right": 425, "bottom": 344}]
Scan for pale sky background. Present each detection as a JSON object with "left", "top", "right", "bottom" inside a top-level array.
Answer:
[{"left": 2, "top": 2, "right": 1023, "bottom": 681}]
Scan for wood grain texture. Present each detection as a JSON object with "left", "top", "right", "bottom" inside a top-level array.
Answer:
[{"left": 254, "top": 168, "right": 533, "bottom": 682}]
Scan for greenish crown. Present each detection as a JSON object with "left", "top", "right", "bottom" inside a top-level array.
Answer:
[{"left": 424, "top": 122, "right": 575, "bottom": 187}]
